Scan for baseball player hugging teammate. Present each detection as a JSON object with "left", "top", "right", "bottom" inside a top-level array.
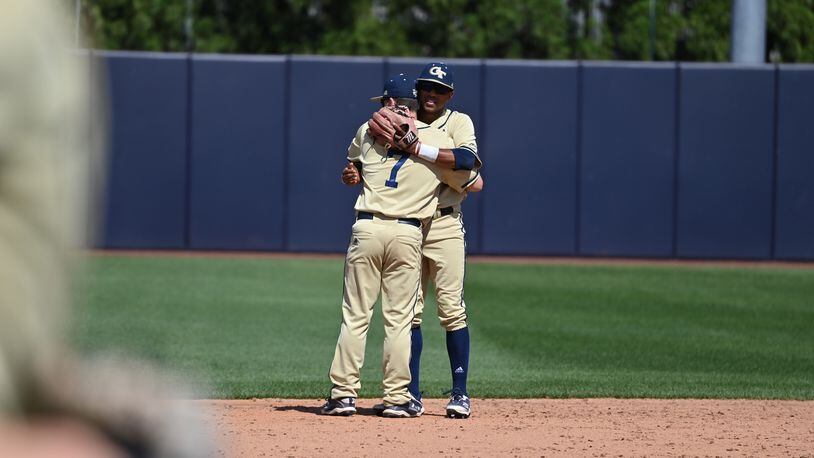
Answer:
[
  {"left": 334, "top": 63, "right": 483, "bottom": 419},
  {"left": 323, "top": 69, "right": 483, "bottom": 418}
]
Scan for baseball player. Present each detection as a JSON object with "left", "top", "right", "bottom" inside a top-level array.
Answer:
[
  {"left": 323, "top": 74, "right": 482, "bottom": 419},
  {"left": 341, "top": 62, "right": 481, "bottom": 418}
]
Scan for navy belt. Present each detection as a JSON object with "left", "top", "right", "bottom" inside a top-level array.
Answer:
[
  {"left": 357, "top": 211, "right": 421, "bottom": 228},
  {"left": 439, "top": 207, "right": 455, "bottom": 216}
]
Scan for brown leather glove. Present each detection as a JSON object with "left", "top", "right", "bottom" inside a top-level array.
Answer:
[{"left": 367, "top": 106, "right": 420, "bottom": 154}]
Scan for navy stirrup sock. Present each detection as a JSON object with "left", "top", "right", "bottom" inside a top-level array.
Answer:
[
  {"left": 446, "top": 327, "right": 470, "bottom": 395},
  {"left": 408, "top": 327, "right": 423, "bottom": 399}
]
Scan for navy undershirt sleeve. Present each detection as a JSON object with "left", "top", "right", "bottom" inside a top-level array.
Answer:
[{"left": 452, "top": 148, "right": 477, "bottom": 170}]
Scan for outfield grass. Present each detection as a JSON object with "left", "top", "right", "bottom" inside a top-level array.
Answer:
[{"left": 72, "top": 255, "right": 814, "bottom": 399}]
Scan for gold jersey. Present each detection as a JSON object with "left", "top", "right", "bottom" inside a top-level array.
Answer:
[
  {"left": 348, "top": 122, "right": 478, "bottom": 220},
  {"left": 425, "top": 109, "right": 481, "bottom": 208}
]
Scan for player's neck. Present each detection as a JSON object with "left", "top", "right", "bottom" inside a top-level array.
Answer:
[{"left": 418, "top": 108, "right": 446, "bottom": 125}]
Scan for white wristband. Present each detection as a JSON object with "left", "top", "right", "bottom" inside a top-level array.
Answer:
[{"left": 417, "top": 143, "right": 440, "bottom": 162}]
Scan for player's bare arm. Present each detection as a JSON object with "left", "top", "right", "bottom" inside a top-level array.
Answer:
[
  {"left": 367, "top": 112, "right": 480, "bottom": 171},
  {"left": 342, "top": 150, "right": 484, "bottom": 192},
  {"left": 342, "top": 157, "right": 484, "bottom": 191},
  {"left": 467, "top": 175, "right": 484, "bottom": 192},
  {"left": 415, "top": 144, "right": 479, "bottom": 170}
]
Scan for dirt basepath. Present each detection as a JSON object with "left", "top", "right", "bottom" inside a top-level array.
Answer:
[{"left": 198, "top": 398, "right": 814, "bottom": 457}]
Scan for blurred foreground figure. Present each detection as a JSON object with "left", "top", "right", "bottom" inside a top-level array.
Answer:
[{"left": 0, "top": 1, "right": 211, "bottom": 456}]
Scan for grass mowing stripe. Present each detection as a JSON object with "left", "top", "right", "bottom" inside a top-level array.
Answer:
[
  {"left": 72, "top": 256, "right": 814, "bottom": 399},
  {"left": 468, "top": 264, "right": 814, "bottom": 398}
]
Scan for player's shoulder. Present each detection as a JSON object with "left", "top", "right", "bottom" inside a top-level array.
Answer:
[
  {"left": 352, "top": 121, "right": 371, "bottom": 143},
  {"left": 447, "top": 110, "right": 474, "bottom": 127},
  {"left": 448, "top": 109, "right": 473, "bottom": 122},
  {"left": 435, "top": 109, "right": 474, "bottom": 131}
]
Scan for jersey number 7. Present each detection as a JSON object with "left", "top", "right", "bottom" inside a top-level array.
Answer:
[{"left": 385, "top": 151, "right": 408, "bottom": 188}]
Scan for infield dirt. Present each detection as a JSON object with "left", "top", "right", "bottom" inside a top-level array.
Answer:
[{"left": 199, "top": 398, "right": 813, "bottom": 457}]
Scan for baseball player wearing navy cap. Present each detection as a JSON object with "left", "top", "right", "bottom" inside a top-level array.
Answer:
[
  {"left": 417, "top": 61, "right": 455, "bottom": 89},
  {"left": 370, "top": 73, "right": 418, "bottom": 102},
  {"left": 413, "top": 62, "right": 480, "bottom": 419},
  {"left": 342, "top": 62, "right": 482, "bottom": 419},
  {"left": 324, "top": 74, "right": 482, "bottom": 419}
]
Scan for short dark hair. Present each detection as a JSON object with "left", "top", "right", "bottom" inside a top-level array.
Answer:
[{"left": 393, "top": 98, "right": 418, "bottom": 112}]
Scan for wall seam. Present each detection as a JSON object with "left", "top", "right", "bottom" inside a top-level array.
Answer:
[
  {"left": 574, "top": 61, "right": 583, "bottom": 255},
  {"left": 477, "top": 58, "right": 487, "bottom": 254},
  {"left": 184, "top": 53, "right": 194, "bottom": 249},
  {"left": 281, "top": 56, "right": 292, "bottom": 250},
  {"left": 671, "top": 62, "right": 682, "bottom": 258},
  {"left": 770, "top": 64, "right": 780, "bottom": 259}
]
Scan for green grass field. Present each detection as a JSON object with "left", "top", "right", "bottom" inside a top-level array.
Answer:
[{"left": 72, "top": 255, "right": 814, "bottom": 399}]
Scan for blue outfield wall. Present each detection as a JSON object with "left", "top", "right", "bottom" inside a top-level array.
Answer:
[
  {"left": 579, "top": 63, "right": 676, "bottom": 257},
  {"left": 97, "top": 52, "right": 814, "bottom": 260},
  {"left": 101, "top": 52, "right": 189, "bottom": 249},
  {"left": 190, "top": 55, "right": 287, "bottom": 250},
  {"left": 774, "top": 65, "right": 814, "bottom": 260},
  {"left": 481, "top": 61, "right": 579, "bottom": 255},
  {"left": 676, "top": 65, "right": 775, "bottom": 259}
]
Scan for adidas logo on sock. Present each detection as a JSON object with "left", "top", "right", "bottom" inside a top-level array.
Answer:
[{"left": 454, "top": 367, "right": 464, "bottom": 374}]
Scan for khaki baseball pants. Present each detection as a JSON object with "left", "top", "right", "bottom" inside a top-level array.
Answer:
[
  {"left": 329, "top": 216, "right": 422, "bottom": 406},
  {"left": 413, "top": 209, "right": 468, "bottom": 331}
]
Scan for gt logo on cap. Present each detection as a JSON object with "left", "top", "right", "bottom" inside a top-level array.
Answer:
[
  {"left": 417, "top": 62, "right": 454, "bottom": 90},
  {"left": 429, "top": 66, "right": 447, "bottom": 79}
]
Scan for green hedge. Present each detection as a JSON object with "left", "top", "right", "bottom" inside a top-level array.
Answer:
[{"left": 76, "top": 0, "right": 814, "bottom": 62}]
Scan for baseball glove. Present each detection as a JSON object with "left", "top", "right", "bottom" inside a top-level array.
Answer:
[{"left": 367, "top": 106, "right": 420, "bottom": 154}]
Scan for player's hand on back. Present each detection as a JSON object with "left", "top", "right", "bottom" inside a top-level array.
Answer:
[{"left": 342, "top": 162, "right": 360, "bottom": 186}]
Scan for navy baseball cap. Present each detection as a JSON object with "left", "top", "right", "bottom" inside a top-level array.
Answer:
[
  {"left": 416, "top": 62, "right": 454, "bottom": 90},
  {"left": 370, "top": 73, "right": 417, "bottom": 102}
]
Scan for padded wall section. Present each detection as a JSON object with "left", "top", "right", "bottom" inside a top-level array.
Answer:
[
  {"left": 189, "top": 56, "right": 287, "bottom": 250},
  {"left": 101, "top": 52, "right": 188, "bottom": 248},
  {"left": 481, "top": 61, "right": 579, "bottom": 255},
  {"left": 388, "top": 58, "right": 485, "bottom": 252},
  {"left": 676, "top": 65, "right": 774, "bottom": 259},
  {"left": 580, "top": 63, "right": 676, "bottom": 257},
  {"left": 775, "top": 66, "right": 814, "bottom": 260},
  {"left": 287, "top": 57, "right": 384, "bottom": 251},
  {"left": 95, "top": 52, "right": 814, "bottom": 260}
]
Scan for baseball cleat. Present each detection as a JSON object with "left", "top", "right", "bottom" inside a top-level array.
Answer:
[
  {"left": 381, "top": 397, "right": 424, "bottom": 418},
  {"left": 372, "top": 403, "right": 385, "bottom": 416},
  {"left": 445, "top": 391, "right": 471, "bottom": 419},
  {"left": 320, "top": 397, "right": 356, "bottom": 416}
]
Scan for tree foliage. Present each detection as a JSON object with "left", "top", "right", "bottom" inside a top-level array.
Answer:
[
  {"left": 77, "top": 0, "right": 814, "bottom": 62},
  {"left": 767, "top": 0, "right": 814, "bottom": 62}
]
